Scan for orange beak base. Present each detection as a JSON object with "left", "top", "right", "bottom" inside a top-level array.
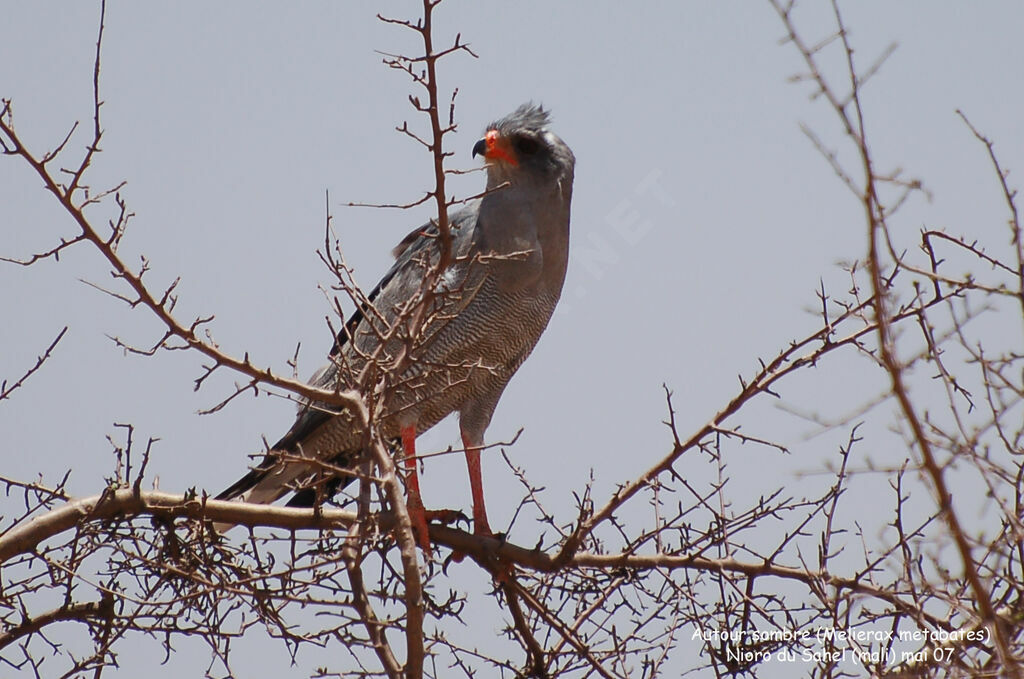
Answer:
[{"left": 473, "top": 129, "right": 518, "bottom": 166}]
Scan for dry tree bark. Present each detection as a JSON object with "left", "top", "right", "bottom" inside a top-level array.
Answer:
[{"left": 2, "top": 1, "right": 1022, "bottom": 677}]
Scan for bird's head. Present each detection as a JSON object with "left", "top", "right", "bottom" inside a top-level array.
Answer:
[{"left": 472, "top": 103, "right": 575, "bottom": 189}]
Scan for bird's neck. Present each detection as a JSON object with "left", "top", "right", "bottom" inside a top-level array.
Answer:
[{"left": 474, "top": 179, "right": 571, "bottom": 292}]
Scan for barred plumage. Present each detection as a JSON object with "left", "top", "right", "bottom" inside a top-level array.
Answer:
[{"left": 217, "top": 103, "right": 575, "bottom": 543}]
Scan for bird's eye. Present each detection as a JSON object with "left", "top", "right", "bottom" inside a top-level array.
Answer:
[{"left": 514, "top": 136, "right": 540, "bottom": 155}]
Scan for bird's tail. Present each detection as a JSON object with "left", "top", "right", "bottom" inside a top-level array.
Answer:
[
  {"left": 211, "top": 452, "right": 308, "bottom": 532},
  {"left": 211, "top": 450, "right": 357, "bottom": 533},
  {"left": 215, "top": 461, "right": 292, "bottom": 505}
]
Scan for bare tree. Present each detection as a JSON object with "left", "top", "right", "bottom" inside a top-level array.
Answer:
[{"left": 2, "top": 1, "right": 1022, "bottom": 677}]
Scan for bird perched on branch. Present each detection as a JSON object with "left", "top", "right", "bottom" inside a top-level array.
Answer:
[{"left": 216, "top": 103, "right": 575, "bottom": 549}]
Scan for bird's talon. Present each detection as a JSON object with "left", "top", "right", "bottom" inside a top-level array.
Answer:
[
  {"left": 213, "top": 105, "right": 574, "bottom": 566},
  {"left": 423, "top": 508, "right": 468, "bottom": 526}
]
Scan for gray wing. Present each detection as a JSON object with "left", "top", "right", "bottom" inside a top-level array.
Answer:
[
  {"left": 215, "top": 204, "right": 480, "bottom": 502},
  {"left": 278, "top": 204, "right": 480, "bottom": 448}
]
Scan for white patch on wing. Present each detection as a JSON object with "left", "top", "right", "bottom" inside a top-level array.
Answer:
[{"left": 435, "top": 267, "right": 458, "bottom": 292}]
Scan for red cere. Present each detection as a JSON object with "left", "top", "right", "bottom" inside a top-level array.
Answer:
[{"left": 485, "top": 129, "right": 518, "bottom": 166}]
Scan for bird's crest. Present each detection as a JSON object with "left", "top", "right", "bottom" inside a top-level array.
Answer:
[{"left": 489, "top": 102, "right": 551, "bottom": 134}]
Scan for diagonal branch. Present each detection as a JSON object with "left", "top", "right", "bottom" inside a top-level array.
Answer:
[{"left": 0, "top": 326, "right": 68, "bottom": 402}]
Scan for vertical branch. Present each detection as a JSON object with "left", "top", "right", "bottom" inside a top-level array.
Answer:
[
  {"left": 419, "top": 0, "right": 453, "bottom": 271},
  {"left": 824, "top": 1, "right": 1019, "bottom": 675},
  {"left": 370, "top": 3, "right": 476, "bottom": 674},
  {"left": 66, "top": 0, "right": 106, "bottom": 201},
  {"left": 366, "top": 429, "right": 425, "bottom": 677},
  {"left": 343, "top": 515, "right": 402, "bottom": 679},
  {"left": 501, "top": 581, "right": 549, "bottom": 677},
  {"left": 955, "top": 109, "right": 1024, "bottom": 326}
]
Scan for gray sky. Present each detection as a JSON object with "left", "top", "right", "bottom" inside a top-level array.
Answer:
[{"left": 2, "top": 2, "right": 1023, "bottom": 676}]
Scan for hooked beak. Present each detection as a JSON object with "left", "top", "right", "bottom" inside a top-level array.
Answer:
[
  {"left": 472, "top": 138, "right": 488, "bottom": 158},
  {"left": 472, "top": 129, "right": 518, "bottom": 166}
]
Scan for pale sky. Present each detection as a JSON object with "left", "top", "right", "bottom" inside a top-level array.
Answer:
[{"left": 2, "top": 2, "right": 1022, "bottom": 676}]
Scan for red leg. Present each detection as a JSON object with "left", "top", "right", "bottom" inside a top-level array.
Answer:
[
  {"left": 400, "top": 424, "right": 431, "bottom": 552},
  {"left": 462, "top": 431, "right": 493, "bottom": 536}
]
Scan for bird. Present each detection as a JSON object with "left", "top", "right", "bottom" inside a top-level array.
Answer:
[{"left": 215, "top": 103, "right": 575, "bottom": 549}]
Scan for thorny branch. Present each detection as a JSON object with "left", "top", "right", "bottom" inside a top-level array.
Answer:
[
  {"left": 0, "top": 327, "right": 67, "bottom": 402},
  {"left": 2, "top": 1, "right": 1023, "bottom": 678},
  {"left": 770, "top": 1, "right": 1024, "bottom": 677}
]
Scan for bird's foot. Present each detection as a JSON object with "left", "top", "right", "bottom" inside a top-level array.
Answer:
[
  {"left": 446, "top": 517, "right": 501, "bottom": 566},
  {"left": 405, "top": 507, "right": 467, "bottom": 554},
  {"left": 445, "top": 530, "right": 514, "bottom": 584},
  {"left": 423, "top": 508, "right": 469, "bottom": 527}
]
